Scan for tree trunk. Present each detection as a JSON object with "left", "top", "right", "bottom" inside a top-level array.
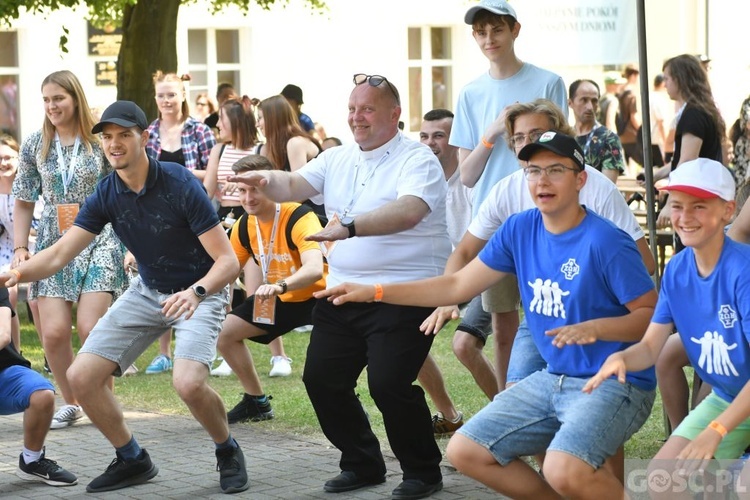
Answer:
[{"left": 116, "top": 0, "right": 181, "bottom": 121}]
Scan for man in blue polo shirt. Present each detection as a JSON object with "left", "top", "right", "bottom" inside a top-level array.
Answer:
[{"left": 0, "top": 101, "right": 246, "bottom": 495}]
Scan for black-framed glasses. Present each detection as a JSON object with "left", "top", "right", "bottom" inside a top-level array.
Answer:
[
  {"left": 353, "top": 73, "right": 400, "bottom": 105},
  {"left": 523, "top": 165, "right": 579, "bottom": 181}
]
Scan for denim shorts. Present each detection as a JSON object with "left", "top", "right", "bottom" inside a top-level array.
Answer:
[
  {"left": 673, "top": 391, "right": 750, "bottom": 459},
  {"left": 0, "top": 365, "right": 55, "bottom": 415},
  {"left": 79, "top": 276, "right": 229, "bottom": 375},
  {"left": 458, "top": 370, "right": 655, "bottom": 469},
  {"left": 456, "top": 295, "right": 492, "bottom": 343},
  {"left": 506, "top": 318, "right": 547, "bottom": 383}
]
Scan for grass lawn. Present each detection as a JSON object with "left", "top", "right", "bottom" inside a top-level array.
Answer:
[{"left": 18, "top": 306, "right": 671, "bottom": 459}]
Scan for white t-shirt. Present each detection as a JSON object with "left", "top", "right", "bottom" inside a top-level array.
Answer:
[
  {"left": 468, "top": 165, "right": 644, "bottom": 242},
  {"left": 446, "top": 167, "right": 473, "bottom": 249},
  {"left": 298, "top": 132, "right": 451, "bottom": 286}
]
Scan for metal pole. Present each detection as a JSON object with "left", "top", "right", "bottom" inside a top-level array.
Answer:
[{"left": 636, "top": 0, "right": 660, "bottom": 288}]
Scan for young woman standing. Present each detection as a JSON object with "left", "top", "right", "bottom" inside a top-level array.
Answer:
[
  {"left": 13, "top": 70, "right": 126, "bottom": 428},
  {"left": 142, "top": 71, "right": 216, "bottom": 374}
]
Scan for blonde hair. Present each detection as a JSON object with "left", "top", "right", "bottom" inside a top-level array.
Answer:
[
  {"left": 504, "top": 99, "right": 575, "bottom": 149},
  {"left": 153, "top": 70, "right": 191, "bottom": 120},
  {"left": 40, "top": 70, "right": 97, "bottom": 160}
]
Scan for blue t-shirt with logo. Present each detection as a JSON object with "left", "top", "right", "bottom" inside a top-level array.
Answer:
[
  {"left": 75, "top": 158, "right": 219, "bottom": 292},
  {"left": 653, "top": 237, "right": 750, "bottom": 402},
  {"left": 479, "top": 207, "right": 656, "bottom": 390}
]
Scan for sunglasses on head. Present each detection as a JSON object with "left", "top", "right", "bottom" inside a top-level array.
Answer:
[{"left": 353, "top": 73, "right": 400, "bottom": 105}]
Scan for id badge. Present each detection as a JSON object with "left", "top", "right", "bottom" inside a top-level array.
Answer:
[
  {"left": 253, "top": 295, "right": 276, "bottom": 325},
  {"left": 56, "top": 203, "right": 79, "bottom": 235},
  {"left": 321, "top": 213, "right": 341, "bottom": 257}
]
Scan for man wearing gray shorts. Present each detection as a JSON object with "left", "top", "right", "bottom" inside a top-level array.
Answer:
[{"left": 1, "top": 101, "right": 247, "bottom": 495}]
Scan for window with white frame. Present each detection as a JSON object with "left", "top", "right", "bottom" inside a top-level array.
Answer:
[
  {"left": 187, "top": 28, "right": 241, "bottom": 109},
  {"left": 407, "top": 26, "right": 453, "bottom": 132},
  {"left": 0, "top": 31, "right": 19, "bottom": 140}
]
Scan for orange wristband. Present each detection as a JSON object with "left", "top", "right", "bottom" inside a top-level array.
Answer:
[
  {"left": 8, "top": 268, "right": 20, "bottom": 282},
  {"left": 709, "top": 420, "right": 728, "bottom": 438},
  {"left": 373, "top": 283, "right": 383, "bottom": 302},
  {"left": 481, "top": 136, "right": 494, "bottom": 149}
]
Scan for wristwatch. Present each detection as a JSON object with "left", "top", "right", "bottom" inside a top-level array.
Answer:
[
  {"left": 192, "top": 284, "right": 207, "bottom": 300},
  {"left": 275, "top": 279, "right": 288, "bottom": 294},
  {"left": 340, "top": 216, "right": 356, "bottom": 238}
]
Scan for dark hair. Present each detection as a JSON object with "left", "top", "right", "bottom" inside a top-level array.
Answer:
[
  {"left": 568, "top": 79, "right": 600, "bottom": 100},
  {"left": 472, "top": 10, "right": 517, "bottom": 30},
  {"left": 216, "top": 82, "right": 236, "bottom": 103},
  {"left": 220, "top": 96, "right": 258, "bottom": 150},
  {"left": 623, "top": 64, "right": 639, "bottom": 78},
  {"left": 663, "top": 54, "right": 726, "bottom": 146},
  {"left": 653, "top": 73, "right": 664, "bottom": 87},
  {"left": 423, "top": 109, "right": 454, "bottom": 121},
  {"left": 232, "top": 154, "right": 274, "bottom": 173},
  {"left": 322, "top": 137, "right": 342, "bottom": 147}
]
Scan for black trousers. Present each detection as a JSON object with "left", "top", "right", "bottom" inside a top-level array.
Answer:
[{"left": 303, "top": 299, "right": 442, "bottom": 483}]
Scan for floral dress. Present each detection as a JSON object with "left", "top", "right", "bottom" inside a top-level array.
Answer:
[{"left": 13, "top": 130, "right": 126, "bottom": 301}]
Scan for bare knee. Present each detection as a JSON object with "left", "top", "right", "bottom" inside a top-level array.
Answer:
[
  {"left": 28, "top": 389, "right": 55, "bottom": 413},
  {"left": 172, "top": 367, "right": 207, "bottom": 404},
  {"left": 452, "top": 330, "right": 483, "bottom": 364},
  {"left": 446, "top": 434, "right": 492, "bottom": 473},
  {"left": 542, "top": 453, "right": 593, "bottom": 496}
]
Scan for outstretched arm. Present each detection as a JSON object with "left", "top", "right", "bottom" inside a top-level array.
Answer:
[
  {"left": 315, "top": 256, "right": 507, "bottom": 309},
  {"left": 228, "top": 170, "right": 318, "bottom": 204}
]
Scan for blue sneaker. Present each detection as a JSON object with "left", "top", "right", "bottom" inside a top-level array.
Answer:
[{"left": 145, "top": 355, "right": 172, "bottom": 374}]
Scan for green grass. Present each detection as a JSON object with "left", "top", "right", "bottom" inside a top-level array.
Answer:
[{"left": 18, "top": 308, "right": 669, "bottom": 459}]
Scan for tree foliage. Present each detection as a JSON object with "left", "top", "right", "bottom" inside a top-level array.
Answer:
[{"left": 0, "top": 0, "right": 325, "bottom": 119}]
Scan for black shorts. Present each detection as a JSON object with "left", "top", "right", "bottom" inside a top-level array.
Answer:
[{"left": 228, "top": 295, "right": 316, "bottom": 344}]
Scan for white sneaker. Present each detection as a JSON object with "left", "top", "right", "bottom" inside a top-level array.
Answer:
[
  {"left": 50, "top": 404, "right": 83, "bottom": 430},
  {"left": 269, "top": 356, "right": 292, "bottom": 377},
  {"left": 123, "top": 364, "right": 138, "bottom": 376},
  {"left": 211, "top": 358, "right": 233, "bottom": 377}
]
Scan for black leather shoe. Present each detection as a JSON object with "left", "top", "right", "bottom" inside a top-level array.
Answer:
[
  {"left": 323, "top": 470, "right": 385, "bottom": 493},
  {"left": 391, "top": 478, "right": 443, "bottom": 499}
]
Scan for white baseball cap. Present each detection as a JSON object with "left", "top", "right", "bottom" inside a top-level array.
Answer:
[{"left": 661, "top": 158, "right": 735, "bottom": 201}]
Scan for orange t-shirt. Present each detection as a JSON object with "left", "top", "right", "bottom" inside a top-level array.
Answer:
[{"left": 230, "top": 203, "right": 326, "bottom": 302}]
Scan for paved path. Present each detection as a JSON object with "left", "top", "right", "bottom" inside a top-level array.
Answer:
[{"left": 1, "top": 407, "right": 499, "bottom": 499}]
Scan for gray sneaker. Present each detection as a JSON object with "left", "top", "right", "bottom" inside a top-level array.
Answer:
[{"left": 50, "top": 404, "right": 83, "bottom": 430}]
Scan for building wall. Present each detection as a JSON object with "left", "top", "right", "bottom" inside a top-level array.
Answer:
[{"left": 4, "top": 0, "right": 750, "bottom": 144}]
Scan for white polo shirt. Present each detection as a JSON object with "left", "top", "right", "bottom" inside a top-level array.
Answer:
[
  {"left": 299, "top": 132, "right": 451, "bottom": 287},
  {"left": 468, "top": 165, "right": 644, "bottom": 242}
]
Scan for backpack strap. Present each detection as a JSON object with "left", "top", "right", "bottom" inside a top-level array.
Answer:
[
  {"left": 285, "top": 204, "right": 315, "bottom": 251},
  {"left": 236, "top": 213, "right": 258, "bottom": 265}
]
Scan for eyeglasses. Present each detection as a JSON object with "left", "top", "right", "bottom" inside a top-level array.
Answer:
[
  {"left": 510, "top": 130, "right": 544, "bottom": 149},
  {"left": 0, "top": 155, "right": 17, "bottom": 163},
  {"left": 523, "top": 164, "right": 579, "bottom": 181},
  {"left": 156, "top": 92, "right": 179, "bottom": 101},
  {"left": 353, "top": 74, "right": 400, "bottom": 105}
]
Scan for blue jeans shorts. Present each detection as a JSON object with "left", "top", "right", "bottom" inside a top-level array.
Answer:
[
  {"left": 507, "top": 318, "right": 548, "bottom": 383},
  {"left": 456, "top": 295, "right": 492, "bottom": 344},
  {"left": 79, "top": 275, "right": 229, "bottom": 375},
  {"left": 458, "top": 370, "right": 655, "bottom": 469},
  {"left": 0, "top": 365, "right": 55, "bottom": 414}
]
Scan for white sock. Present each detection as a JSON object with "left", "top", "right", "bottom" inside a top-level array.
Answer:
[{"left": 22, "top": 447, "right": 42, "bottom": 464}]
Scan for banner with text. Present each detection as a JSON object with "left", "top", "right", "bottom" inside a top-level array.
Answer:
[{"left": 514, "top": 0, "right": 638, "bottom": 66}]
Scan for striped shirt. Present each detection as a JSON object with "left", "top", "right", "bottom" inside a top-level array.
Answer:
[{"left": 217, "top": 144, "right": 256, "bottom": 205}]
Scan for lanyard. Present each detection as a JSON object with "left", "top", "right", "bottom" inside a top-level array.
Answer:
[
  {"left": 344, "top": 135, "right": 401, "bottom": 216},
  {"left": 255, "top": 203, "right": 281, "bottom": 284},
  {"left": 581, "top": 123, "right": 601, "bottom": 158},
  {"left": 54, "top": 132, "right": 81, "bottom": 197}
]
